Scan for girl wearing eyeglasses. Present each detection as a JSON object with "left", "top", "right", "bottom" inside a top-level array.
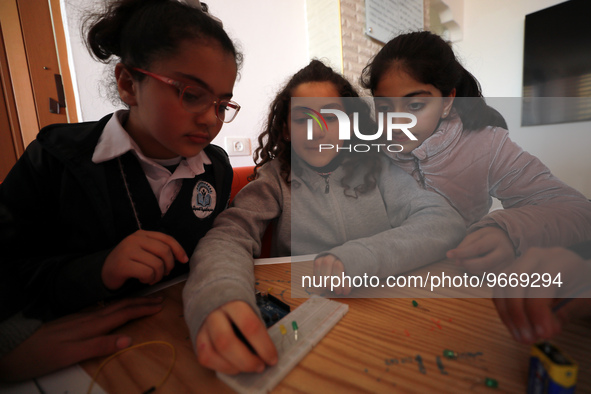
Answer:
[{"left": 0, "top": 0, "right": 240, "bottom": 340}]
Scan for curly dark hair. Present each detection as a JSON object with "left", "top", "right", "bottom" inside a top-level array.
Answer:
[{"left": 252, "top": 59, "right": 380, "bottom": 196}]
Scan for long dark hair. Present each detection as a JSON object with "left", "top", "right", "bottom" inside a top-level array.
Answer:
[
  {"left": 84, "top": 0, "right": 242, "bottom": 99},
  {"left": 361, "top": 31, "right": 506, "bottom": 130},
  {"left": 253, "top": 59, "right": 379, "bottom": 196}
]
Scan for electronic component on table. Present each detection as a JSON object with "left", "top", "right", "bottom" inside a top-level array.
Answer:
[
  {"left": 231, "top": 292, "right": 291, "bottom": 356},
  {"left": 291, "top": 321, "right": 298, "bottom": 341},
  {"left": 218, "top": 296, "right": 349, "bottom": 393},
  {"left": 527, "top": 342, "right": 578, "bottom": 394},
  {"left": 256, "top": 291, "right": 291, "bottom": 328},
  {"left": 484, "top": 377, "right": 498, "bottom": 389},
  {"left": 442, "top": 349, "right": 458, "bottom": 359}
]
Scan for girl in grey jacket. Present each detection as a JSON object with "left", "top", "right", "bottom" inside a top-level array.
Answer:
[{"left": 183, "top": 60, "right": 465, "bottom": 375}]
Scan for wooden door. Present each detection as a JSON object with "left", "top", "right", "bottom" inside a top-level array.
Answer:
[
  {"left": 0, "top": 25, "right": 24, "bottom": 181},
  {"left": 17, "top": 0, "right": 68, "bottom": 128},
  {"left": 0, "top": 0, "right": 77, "bottom": 181}
]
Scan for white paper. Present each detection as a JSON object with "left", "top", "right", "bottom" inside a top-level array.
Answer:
[{"left": 365, "top": 0, "right": 423, "bottom": 44}]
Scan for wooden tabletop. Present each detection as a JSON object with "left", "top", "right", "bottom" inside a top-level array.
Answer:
[{"left": 81, "top": 262, "right": 591, "bottom": 393}]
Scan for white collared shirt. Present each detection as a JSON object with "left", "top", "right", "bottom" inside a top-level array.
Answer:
[{"left": 92, "top": 110, "right": 211, "bottom": 215}]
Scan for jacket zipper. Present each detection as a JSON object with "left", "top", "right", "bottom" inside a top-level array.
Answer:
[
  {"left": 413, "top": 157, "right": 426, "bottom": 188},
  {"left": 317, "top": 173, "right": 331, "bottom": 194}
]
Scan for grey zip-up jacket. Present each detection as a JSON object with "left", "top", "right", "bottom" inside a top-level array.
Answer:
[{"left": 183, "top": 155, "right": 465, "bottom": 344}]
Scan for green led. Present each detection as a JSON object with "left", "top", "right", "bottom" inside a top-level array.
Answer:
[
  {"left": 412, "top": 300, "right": 418, "bottom": 307},
  {"left": 292, "top": 321, "right": 298, "bottom": 330},
  {"left": 443, "top": 349, "right": 457, "bottom": 359},
  {"left": 484, "top": 378, "right": 498, "bottom": 388}
]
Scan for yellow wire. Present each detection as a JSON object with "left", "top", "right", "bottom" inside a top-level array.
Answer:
[{"left": 87, "top": 340, "right": 176, "bottom": 394}]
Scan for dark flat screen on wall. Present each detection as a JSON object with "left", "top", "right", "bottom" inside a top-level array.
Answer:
[{"left": 522, "top": 0, "right": 591, "bottom": 126}]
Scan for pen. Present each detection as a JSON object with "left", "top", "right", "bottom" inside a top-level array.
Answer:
[{"left": 232, "top": 321, "right": 257, "bottom": 355}]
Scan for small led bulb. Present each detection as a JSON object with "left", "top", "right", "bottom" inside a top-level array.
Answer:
[
  {"left": 484, "top": 377, "right": 498, "bottom": 388},
  {"left": 292, "top": 321, "right": 299, "bottom": 341},
  {"left": 443, "top": 349, "right": 458, "bottom": 359}
]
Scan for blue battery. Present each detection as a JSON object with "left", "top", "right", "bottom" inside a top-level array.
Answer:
[{"left": 527, "top": 342, "right": 578, "bottom": 394}]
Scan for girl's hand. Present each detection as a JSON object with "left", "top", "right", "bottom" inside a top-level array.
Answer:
[
  {"left": 102, "top": 230, "right": 189, "bottom": 290},
  {"left": 446, "top": 227, "right": 515, "bottom": 273},
  {"left": 494, "top": 297, "right": 591, "bottom": 344},
  {"left": 494, "top": 297, "right": 557, "bottom": 344},
  {"left": 195, "top": 301, "right": 277, "bottom": 374},
  {"left": 314, "top": 254, "right": 350, "bottom": 296},
  {"left": 492, "top": 247, "right": 591, "bottom": 344},
  {"left": 0, "top": 296, "right": 164, "bottom": 382}
]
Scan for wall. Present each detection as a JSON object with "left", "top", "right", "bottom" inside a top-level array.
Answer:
[
  {"left": 206, "top": 1, "right": 308, "bottom": 167},
  {"left": 60, "top": 0, "right": 308, "bottom": 167},
  {"left": 454, "top": 0, "right": 591, "bottom": 197},
  {"left": 60, "top": 0, "right": 119, "bottom": 122},
  {"left": 306, "top": 0, "right": 343, "bottom": 74},
  {"left": 59, "top": 0, "right": 591, "bottom": 194},
  {"left": 340, "top": 0, "right": 384, "bottom": 95}
]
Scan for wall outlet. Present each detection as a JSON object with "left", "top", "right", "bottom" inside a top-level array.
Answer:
[{"left": 225, "top": 137, "right": 251, "bottom": 156}]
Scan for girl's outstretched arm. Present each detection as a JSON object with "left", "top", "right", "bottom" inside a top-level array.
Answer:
[
  {"left": 183, "top": 161, "right": 286, "bottom": 372},
  {"left": 472, "top": 128, "right": 591, "bottom": 254},
  {"left": 325, "top": 157, "right": 466, "bottom": 279}
]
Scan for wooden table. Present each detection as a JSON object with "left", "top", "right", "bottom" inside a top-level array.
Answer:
[{"left": 81, "top": 263, "right": 591, "bottom": 393}]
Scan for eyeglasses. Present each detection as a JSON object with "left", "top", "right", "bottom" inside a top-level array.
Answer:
[{"left": 132, "top": 68, "right": 241, "bottom": 123}]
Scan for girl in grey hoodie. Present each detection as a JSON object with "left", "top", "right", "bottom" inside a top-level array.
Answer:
[{"left": 183, "top": 60, "right": 465, "bottom": 375}]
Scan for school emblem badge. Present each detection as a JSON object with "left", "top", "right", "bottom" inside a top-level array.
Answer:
[{"left": 192, "top": 180, "right": 216, "bottom": 219}]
